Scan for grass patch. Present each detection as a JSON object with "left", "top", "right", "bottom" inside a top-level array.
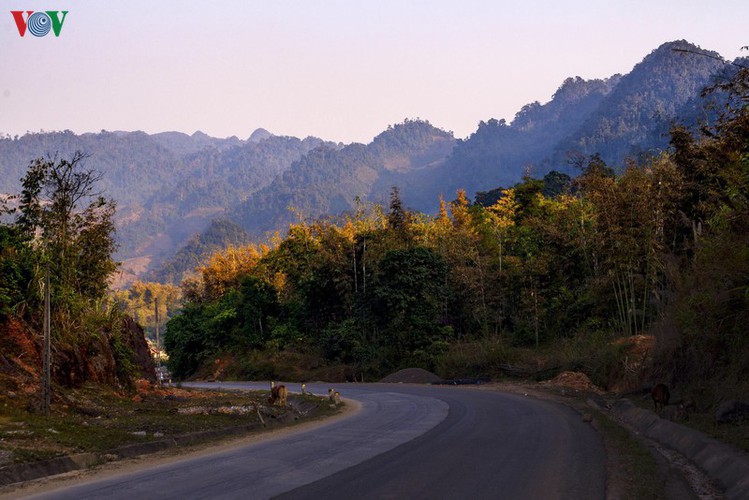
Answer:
[
  {"left": 435, "top": 337, "right": 509, "bottom": 379},
  {"left": 686, "top": 413, "right": 749, "bottom": 453},
  {"left": 0, "top": 383, "right": 338, "bottom": 466},
  {"left": 590, "top": 409, "right": 663, "bottom": 499},
  {"left": 626, "top": 386, "right": 749, "bottom": 454}
]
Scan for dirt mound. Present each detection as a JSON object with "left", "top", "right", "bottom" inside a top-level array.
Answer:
[
  {"left": 542, "top": 371, "right": 604, "bottom": 394},
  {"left": 0, "top": 314, "right": 155, "bottom": 395},
  {"left": 122, "top": 317, "right": 157, "bottom": 382},
  {"left": 608, "top": 334, "right": 654, "bottom": 393},
  {"left": 380, "top": 368, "right": 442, "bottom": 384},
  {"left": 0, "top": 316, "right": 41, "bottom": 398}
]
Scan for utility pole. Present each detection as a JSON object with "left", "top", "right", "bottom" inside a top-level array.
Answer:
[
  {"left": 42, "top": 264, "right": 51, "bottom": 416},
  {"left": 155, "top": 297, "right": 161, "bottom": 382}
]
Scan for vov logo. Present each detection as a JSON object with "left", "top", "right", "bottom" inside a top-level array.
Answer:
[{"left": 11, "top": 11, "right": 69, "bottom": 37}]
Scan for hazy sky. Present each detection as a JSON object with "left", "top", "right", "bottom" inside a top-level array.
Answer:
[{"left": 1, "top": 1, "right": 747, "bottom": 143}]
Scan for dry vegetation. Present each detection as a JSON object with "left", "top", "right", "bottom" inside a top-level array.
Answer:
[{"left": 0, "top": 380, "right": 338, "bottom": 468}]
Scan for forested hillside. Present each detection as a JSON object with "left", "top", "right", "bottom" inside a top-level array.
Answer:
[
  {"left": 181, "top": 41, "right": 732, "bottom": 276},
  {"left": 552, "top": 40, "right": 725, "bottom": 164},
  {"left": 0, "top": 40, "right": 739, "bottom": 287},
  {"left": 1, "top": 39, "right": 746, "bottom": 428},
  {"left": 116, "top": 133, "right": 330, "bottom": 283},
  {"left": 230, "top": 119, "right": 455, "bottom": 236},
  {"left": 0, "top": 130, "right": 188, "bottom": 207},
  {"left": 0, "top": 129, "right": 331, "bottom": 284},
  {"left": 429, "top": 40, "right": 725, "bottom": 200},
  {"left": 164, "top": 63, "right": 748, "bottom": 413}
]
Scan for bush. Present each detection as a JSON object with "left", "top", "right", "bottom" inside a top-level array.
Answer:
[{"left": 436, "top": 337, "right": 508, "bottom": 379}]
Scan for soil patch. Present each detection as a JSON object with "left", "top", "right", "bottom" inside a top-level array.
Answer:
[{"left": 540, "top": 370, "right": 605, "bottom": 395}]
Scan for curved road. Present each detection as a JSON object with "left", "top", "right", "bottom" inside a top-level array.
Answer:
[{"left": 30, "top": 383, "right": 605, "bottom": 499}]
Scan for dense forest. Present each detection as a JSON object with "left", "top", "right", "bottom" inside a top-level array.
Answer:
[
  {"left": 1, "top": 42, "right": 746, "bottom": 412},
  {"left": 162, "top": 63, "right": 748, "bottom": 409}
]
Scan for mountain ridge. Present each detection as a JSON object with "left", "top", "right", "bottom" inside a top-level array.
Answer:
[{"left": 0, "top": 40, "right": 734, "bottom": 285}]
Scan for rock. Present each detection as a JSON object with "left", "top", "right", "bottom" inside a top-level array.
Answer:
[
  {"left": 177, "top": 406, "right": 210, "bottom": 415},
  {"left": 121, "top": 317, "right": 157, "bottom": 382},
  {"left": 6, "top": 430, "right": 33, "bottom": 436}
]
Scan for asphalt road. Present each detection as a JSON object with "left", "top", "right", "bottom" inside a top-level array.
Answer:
[{"left": 30, "top": 383, "right": 605, "bottom": 500}]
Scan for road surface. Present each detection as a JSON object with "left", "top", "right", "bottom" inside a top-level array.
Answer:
[{"left": 29, "top": 382, "right": 606, "bottom": 499}]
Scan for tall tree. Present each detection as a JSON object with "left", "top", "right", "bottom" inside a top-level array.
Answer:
[
  {"left": 17, "top": 152, "right": 117, "bottom": 301},
  {"left": 369, "top": 247, "right": 451, "bottom": 366}
]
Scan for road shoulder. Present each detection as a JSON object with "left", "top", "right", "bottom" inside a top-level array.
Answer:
[{"left": 0, "top": 398, "right": 360, "bottom": 499}]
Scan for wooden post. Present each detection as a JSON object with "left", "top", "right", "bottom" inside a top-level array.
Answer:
[{"left": 42, "top": 264, "right": 51, "bottom": 416}]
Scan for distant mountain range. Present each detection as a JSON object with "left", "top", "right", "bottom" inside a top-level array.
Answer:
[
  {"left": 0, "top": 40, "right": 735, "bottom": 285},
  {"left": 0, "top": 128, "right": 334, "bottom": 285}
]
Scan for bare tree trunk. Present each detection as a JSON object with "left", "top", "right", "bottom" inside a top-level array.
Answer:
[
  {"left": 353, "top": 242, "right": 358, "bottom": 293},
  {"left": 42, "top": 265, "right": 51, "bottom": 416}
]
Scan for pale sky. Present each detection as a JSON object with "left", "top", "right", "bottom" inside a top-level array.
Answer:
[{"left": 1, "top": 1, "right": 747, "bottom": 144}]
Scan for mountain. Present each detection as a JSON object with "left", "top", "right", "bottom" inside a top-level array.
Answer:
[
  {"left": 428, "top": 40, "right": 725, "bottom": 199},
  {"left": 1, "top": 40, "right": 736, "bottom": 285},
  {"left": 0, "top": 130, "right": 185, "bottom": 208},
  {"left": 222, "top": 41, "right": 727, "bottom": 242},
  {"left": 114, "top": 134, "right": 332, "bottom": 283},
  {"left": 0, "top": 129, "right": 332, "bottom": 285},
  {"left": 551, "top": 40, "right": 725, "bottom": 165},
  {"left": 151, "top": 130, "right": 243, "bottom": 156},
  {"left": 248, "top": 128, "right": 274, "bottom": 143},
  {"left": 230, "top": 119, "right": 455, "bottom": 236}
]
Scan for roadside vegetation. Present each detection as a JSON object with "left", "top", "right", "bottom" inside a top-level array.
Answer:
[{"left": 160, "top": 66, "right": 748, "bottom": 418}]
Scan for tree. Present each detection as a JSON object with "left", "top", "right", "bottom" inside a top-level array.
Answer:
[
  {"left": 542, "top": 171, "right": 573, "bottom": 197},
  {"left": 197, "top": 244, "right": 266, "bottom": 302},
  {"left": 17, "top": 152, "right": 118, "bottom": 301},
  {"left": 653, "top": 68, "right": 749, "bottom": 385},
  {"left": 113, "top": 281, "right": 182, "bottom": 339},
  {"left": 0, "top": 225, "right": 34, "bottom": 318},
  {"left": 369, "top": 247, "right": 451, "bottom": 365},
  {"left": 4, "top": 153, "right": 144, "bottom": 390},
  {"left": 387, "top": 186, "right": 407, "bottom": 229},
  {"left": 235, "top": 276, "right": 279, "bottom": 348}
]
